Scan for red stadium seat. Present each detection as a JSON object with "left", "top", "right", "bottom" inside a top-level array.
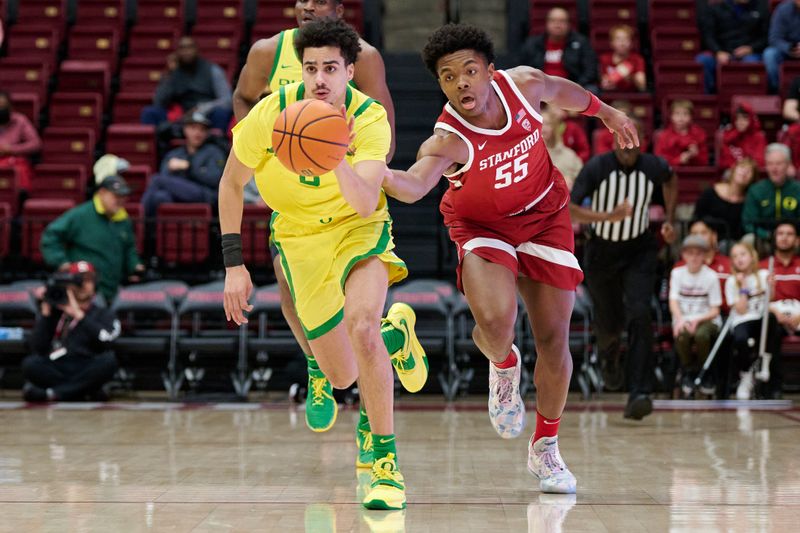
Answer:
[
  {"left": 195, "top": 0, "right": 244, "bottom": 34},
  {"left": 41, "top": 128, "right": 96, "bottom": 174},
  {"left": 781, "top": 62, "right": 800, "bottom": 99},
  {"left": 191, "top": 29, "right": 241, "bottom": 72},
  {"left": 252, "top": 0, "right": 363, "bottom": 36},
  {"left": 105, "top": 124, "right": 158, "bottom": 170},
  {"left": 661, "top": 94, "right": 720, "bottom": 143},
  {"left": 0, "top": 202, "right": 10, "bottom": 259},
  {"left": 16, "top": 0, "right": 66, "bottom": 37},
  {"left": 119, "top": 57, "right": 169, "bottom": 93},
  {"left": 0, "top": 59, "right": 50, "bottom": 105},
  {"left": 654, "top": 61, "right": 705, "bottom": 107},
  {"left": 112, "top": 92, "right": 153, "bottom": 124},
  {"left": 156, "top": 203, "right": 211, "bottom": 264},
  {"left": 49, "top": 93, "right": 104, "bottom": 137},
  {"left": 74, "top": 0, "right": 125, "bottom": 33},
  {"left": 128, "top": 27, "right": 180, "bottom": 58},
  {"left": 649, "top": 0, "right": 695, "bottom": 29},
  {"left": 29, "top": 164, "right": 88, "bottom": 204},
  {"left": 21, "top": 197, "right": 76, "bottom": 263},
  {"left": 527, "top": 0, "right": 578, "bottom": 35},
  {"left": 241, "top": 203, "right": 273, "bottom": 268},
  {"left": 67, "top": 27, "right": 121, "bottom": 72},
  {"left": 0, "top": 167, "right": 20, "bottom": 216},
  {"left": 123, "top": 203, "right": 145, "bottom": 255},
  {"left": 135, "top": 0, "right": 184, "bottom": 31},
  {"left": 651, "top": 28, "right": 701, "bottom": 61},
  {"left": 10, "top": 93, "right": 41, "bottom": 126},
  {"left": 6, "top": 26, "right": 60, "bottom": 68},
  {"left": 676, "top": 166, "right": 718, "bottom": 204},
  {"left": 120, "top": 165, "right": 153, "bottom": 203},
  {"left": 57, "top": 60, "right": 111, "bottom": 102},
  {"left": 716, "top": 63, "right": 768, "bottom": 112},
  {"left": 601, "top": 92, "right": 654, "bottom": 135}
]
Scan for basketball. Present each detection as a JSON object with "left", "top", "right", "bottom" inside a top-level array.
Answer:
[{"left": 272, "top": 99, "right": 350, "bottom": 177}]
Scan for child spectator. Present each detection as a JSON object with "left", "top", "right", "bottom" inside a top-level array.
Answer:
[
  {"left": 719, "top": 103, "right": 767, "bottom": 169},
  {"left": 0, "top": 90, "right": 41, "bottom": 193},
  {"left": 542, "top": 108, "right": 583, "bottom": 188},
  {"left": 654, "top": 100, "right": 709, "bottom": 167},
  {"left": 694, "top": 158, "right": 756, "bottom": 241},
  {"left": 599, "top": 25, "right": 646, "bottom": 92},
  {"left": 669, "top": 235, "right": 723, "bottom": 397},
  {"left": 725, "top": 241, "right": 782, "bottom": 400}
]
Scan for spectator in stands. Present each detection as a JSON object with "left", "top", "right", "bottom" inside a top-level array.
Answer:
[
  {"left": 548, "top": 105, "right": 591, "bottom": 162},
  {"left": 21, "top": 261, "right": 119, "bottom": 402},
  {"left": 40, "top": 176, "right": 144, "bottom": 303},
  {"left": 742, "top": 143, "right": 800, "bottom": 239},
  {"left": 0, "top": 90, "right": 41, "bottom": 194},
  {"left": 680, "top": 218, "right": 732, "bottom": 302},
  {"left": 719, "top": 103, "right": 767, "bottom": 169},
  {"left": 140, "top": 37, "right": 233, "bottom": 132},
  {"left": 669, "top": 235, "right": 723, "bottom": 397},
  {"left": 782, "top": 75, "right": 800, "bottom": 169},
  {"left": 655, "top": 100, "right": 709, "bottom": 166},
  {"left": 593, "top": 100, "right": 650, "bottom": 155},
  {"left": 725, "top": 241, "right": 783, "bottom": 399},
  {"left": 694, "top": 159, "right": 756, "bottom": 241},
  {"left": 696, "top": 0, "right": 769, "bottom": 94},
  {"left": 763, "top": 0, "right": 800, "bottom": 92},
  {"left": 599, "top": 25, "right": 646, "bottom": 93},
  {"left": 570, "top": 142, "right": 678, "bottom": 420},
  {"left": 542, "top": 108, "right": 583, "bottom": 188},
  {"left": 141, "top": 112, "right": 226, "bottom": 218},
  {"left": 521, "top": 7, "right": 599, "bottom": 94}
]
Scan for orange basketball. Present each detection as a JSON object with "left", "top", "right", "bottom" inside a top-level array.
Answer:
[{"left": 272, "top": 99, "right": 350, "bottom": 177}]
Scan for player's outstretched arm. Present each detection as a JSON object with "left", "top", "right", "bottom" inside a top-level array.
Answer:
[
  {"left": 219, "top": 150, "right": 256, "bottom": 325},
  {"left": 383, "top": 132, "right": 464, "bottom": 203},
  {"left": 333, "top": 159, "right": 386, "bottom": 218},
  {"left": 233, "top": 37, "right": 278, "bottom": 121},
  {"left": 513, "top": 67, "right": 639, "bottom": 149}
]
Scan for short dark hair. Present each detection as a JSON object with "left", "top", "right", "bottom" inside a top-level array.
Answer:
[
  {"left": 689, "top": 217, "right": 720, "bottom": 235},
  {"left": 295, "top": 18, "right": 361, "bottom": 66},
  {"left": 775, "top": 219, "right": 798, "bottom": 235},
  {"left": 422, "top": 23, "right": 495, "bottom": 77}
]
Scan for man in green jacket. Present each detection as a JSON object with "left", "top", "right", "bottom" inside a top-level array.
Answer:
[
  {"left": 40, "top": 176, "right": 145, "bottom": 303},
  {"left": 742, "top": 143, "right": 800, "bottom": 239}
]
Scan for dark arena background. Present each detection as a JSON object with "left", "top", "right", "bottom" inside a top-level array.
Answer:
[{"left": 0, "top": 0, "right": 799, "bottom": 531}]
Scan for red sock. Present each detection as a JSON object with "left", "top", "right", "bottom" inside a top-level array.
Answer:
[
  {"left": 492, "top": 348, "right": 517, "bottom": 369},
  {"left": 533, "top": 410, "right": 560, "bottom": 443}
]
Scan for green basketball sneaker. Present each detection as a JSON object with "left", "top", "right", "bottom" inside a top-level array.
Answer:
[
  {"left": 382, "top": 303, "right": 429, "bottom": 393},
  {"left": 362, "top": 452, "right": 406, "bottom": 510},
  {"left": 305, "top": 368, "right": 337, "bottom": 432}
]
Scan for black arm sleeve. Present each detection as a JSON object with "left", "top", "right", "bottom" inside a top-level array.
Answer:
[{"left": 30, "top": 311, "right": 61, "bottom": 356}]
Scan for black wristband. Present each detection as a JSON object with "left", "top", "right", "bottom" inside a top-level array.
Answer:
[{"left": 221, "top": 233, "right": 244, "bottom": 268}]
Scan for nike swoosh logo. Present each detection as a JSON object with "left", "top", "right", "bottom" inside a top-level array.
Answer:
[
  {"left": 379, "top": 438, "right": 395, "bottom": 444},
  {"left": 281, "top": 64, "right": 293, "bottom": 69},
  {"left": 478, "top": 141, "right": 487, "bottom": 150}
]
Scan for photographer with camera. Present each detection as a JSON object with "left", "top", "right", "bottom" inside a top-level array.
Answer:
[{"left": 21, "top": 261, "right": 120, "bottom": 402}]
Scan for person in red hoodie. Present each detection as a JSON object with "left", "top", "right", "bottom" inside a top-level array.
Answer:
[
  {"left": 599, "top": 25, "right": 647, "bottom": 92},
  {"left": 718, "top": 103, "right": 767, "bottom": 170},
  {"left": 654, "top": 100, "right": 709, "bottom": 167}
]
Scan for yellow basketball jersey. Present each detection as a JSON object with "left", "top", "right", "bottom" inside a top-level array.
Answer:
[
  {"left": 268, "top": 28, "right": 302, "bottom": 93},
  {"left": 232, "top": 82, "right": 391, "bottom": 226}
]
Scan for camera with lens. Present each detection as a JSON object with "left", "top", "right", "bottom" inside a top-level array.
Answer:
[{"left": 44, "top": 272, "right": 85, "bottom": 306}]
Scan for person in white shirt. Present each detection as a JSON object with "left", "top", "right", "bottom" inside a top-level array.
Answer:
[
  {"left": 669, "top": 235, "right": 722, "bottom": 396},
  {"left": 725, "top": 241, "right": 782, "bottom": 399}
]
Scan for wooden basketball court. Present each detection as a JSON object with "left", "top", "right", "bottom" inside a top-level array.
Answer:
[{"left": 0, "top": 396, "right": 798, "bottom": 532}]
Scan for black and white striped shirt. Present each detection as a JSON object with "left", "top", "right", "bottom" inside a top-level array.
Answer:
[{"left": 570, "top": 153, "right": 673, "bottom": 242}]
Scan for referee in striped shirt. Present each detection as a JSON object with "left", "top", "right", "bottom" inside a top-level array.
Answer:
[{"left": 570, "top": 140, "right": 677, "bottom": 420}]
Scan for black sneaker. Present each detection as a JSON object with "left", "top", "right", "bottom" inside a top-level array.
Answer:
[
  {"left": 22, "top": 382, "right": 48, "bottom": 402},
  {"left": 624, "top": 394, "right": 653, "bottom": 420}
]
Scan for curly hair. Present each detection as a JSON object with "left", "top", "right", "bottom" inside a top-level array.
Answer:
[
  {"left": 422, "top": 23, "right": 495, "bottom": 77},
  {"left": 295, "top": 18, "right": 361, "bottom": 66}
]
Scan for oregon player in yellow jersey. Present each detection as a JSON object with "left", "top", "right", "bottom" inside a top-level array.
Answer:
[
  {"left": 232, "top": 0, "right": 397, "bottom": 440},
  {"left": 220, "top": 19, "right": 425, "bottom": 510}
]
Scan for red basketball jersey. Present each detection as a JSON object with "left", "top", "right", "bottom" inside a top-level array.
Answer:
[{"left": 437, "top": 70, "right": 564, "bottom": 224}]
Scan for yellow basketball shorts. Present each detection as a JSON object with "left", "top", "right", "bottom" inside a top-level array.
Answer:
[{"left": 269, "top": 211, "right": 408, "bottom": 340}]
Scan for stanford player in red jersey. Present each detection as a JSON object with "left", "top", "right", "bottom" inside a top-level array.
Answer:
[{"left": 382, "top": 24, "right": 637, "bottom": 494}]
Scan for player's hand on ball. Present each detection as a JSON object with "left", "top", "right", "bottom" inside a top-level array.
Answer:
[
  {"left": 340, "top": 105, "right": 355, "bottom": 145},
  {"left": 224, "top": 265, "right": 254, "bottom": 325},
  {"left": 601, "top": 108, "right": 639, "bottom": 150}
]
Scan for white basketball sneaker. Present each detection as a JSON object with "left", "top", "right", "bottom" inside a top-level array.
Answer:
[
  {"left": 528, "top": 436, "right": 577, "bottom": 494},
  {"left": 488, "top": 345, "right": 526, "bottom": 439},
  {"left": 736, "top": 369, "right": 754, "bottom": 400}
]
